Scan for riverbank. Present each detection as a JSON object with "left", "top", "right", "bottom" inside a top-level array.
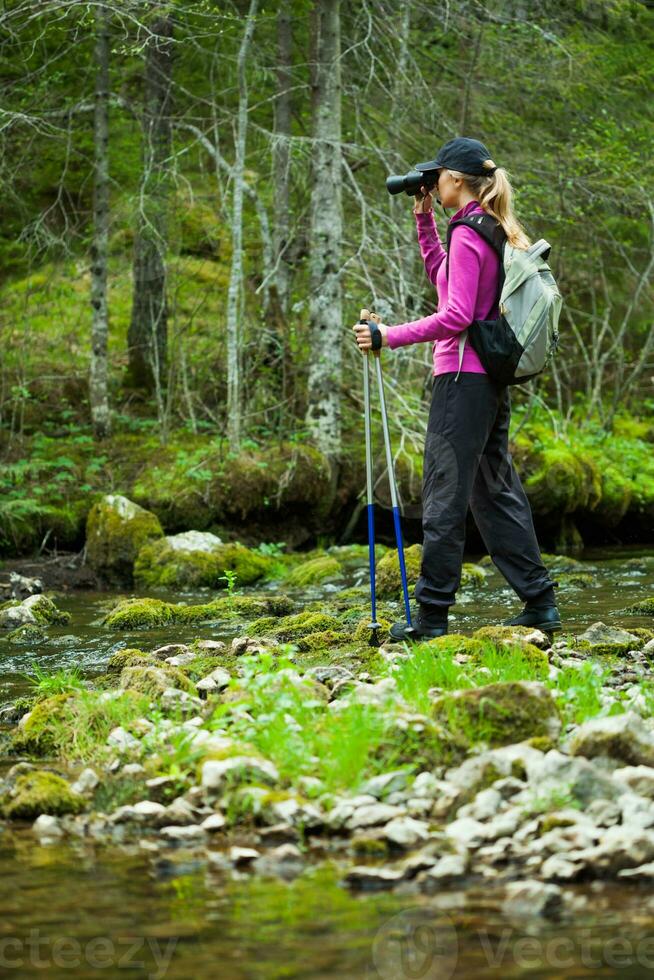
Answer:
[{"left": 2, "top": 547, "right": 654, "bottom": 935}]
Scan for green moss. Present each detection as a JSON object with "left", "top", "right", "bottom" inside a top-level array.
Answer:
[
  {"left": 103, "top": 592, "right": 294, "bottom": 631},
  {"left": 376, "top": 544, "right": 422, "bottom": 600},
  {"left": 0, "top": 594, "right": 70, "bottom": 629},
  {"left": 86, "top": 495, "right": 163, "bottom": 584},
  {"left": 423, "top": 633, "right": 487, "bottom": 657},
  {"left": 557, "top": 572, "right": 595, "bottom": 588},
  {"left": 473, "top": 625, "right": 542, "bottom": 645},
  {"left": 6, "top": 623, "right": 47, "bottom": 644},
  {"left": 119, "top": 664, "right": 197, "bottom": 697},
  {"left": 528, "top": 735, "right": 557, "bottom": 752},
  {"left": 593, "top": 466, "right": 633, "bottom": 525},
  {"left": 352, "top": 618, "right": 392, "bottom": 645},
  {"left": 134, "top": 539, "right": 274, "bottom": 589},
  {"left": 461, "top": 563, "right": 487, "bottom": 588},
  {"left": 11, "top": 693, "right": 73, "bottom": 754},
  {"left": 622, "top": 597, "right": 654, "bottom": 616},
  {"left": 350, "top": 837, "right": 389, "bottom": 857},
  {"left": 106, "top": 648, "right": 159, "bottom": 674},
  {"left": 246, "top": 611, "right": 342, "bottom": 642},
  {"left": 295, "top": 629, "right": 351, "bottom": 653},
  {"left": 468, "top": 637, "right": 549, "bottom": 674},
  {"left": 630, "top": 628, "right": 654, "bottom": 643},
  {"left": 102, "top": 598, "right": 176, "bottom": 630},
  {"left": 1, "top": 770, "right": 84, "bottom": 819},
  {"left": 524, "top": 446, "right": 596, "bottom": 514},
  {"left": 432, "top": 681, "right": 560, "bottom": 748},
  {"left": 285, "top": 555, "right": 342, "bottom": 587}
]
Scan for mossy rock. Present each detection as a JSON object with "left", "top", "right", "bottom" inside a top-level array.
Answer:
[
  {"left": 0, "top": 594, "right": 70, "bottom": 630},
  {"left": 102, "top": 598, "right": 177, "bottom": 630},
  {"left": 352, "top": 618, "right": 392, "bottom": 646},
  {"left": 1, "top": 770, "right": 84, "bottom": 819},
  {"left": 294, "top": 629, "right": 352, "bottom": 653},
  {"left": 86, "top": 494, "right": 163, "bottom": 585},
  {"left": 246, "top": 611, "right": 342, "bottom": 642},
  {"left": 10, "top": 693, "right": 74, "bottom": 755},
  {"left": 103, "top": 592, "right": 294, "bottom": 631},
  {"left": 473, "top": 625, "right": 548, "bottom": 646},
  {"left": 461, "top": 563, "right": 487, "bottom": 588},
  {"left": 376, "top": 544, "right": 422, "bottom": 600},
  {"left": 119, "top": 664, "right": 197, "bottom": 697},
  {"left": 134, "top": 536, "right": 274, "bottom": 589},
  {"left": 106, "top": 648, "right": 159, "bottom": 674},
  {"left": 524, "top": 447, "right": 600, "bottom": 514},
  {"left": 557, "top": 572, "right": 595, "bottom": 589},
  {"left": 593, "top": 466, "right": 633, "bottom": 526},
  {"left": 6, "top": 623, "right": 47, "bottom": 644},
  {"left": 466, "top": 636, "right": 549, "bottom": 674},
  {"left": 630, "top": 628, "right": 654, "bottom": 644},
  {"left": 410, "top": 633, "right": 486, "bottom": 657},
  {"left": 285, "top": 555, "right": 342, "bottom": 587},
  {"left": 622, "top": 597, "right": 654, "bottom": 616},
  {"left": 432, "top": 681, "right": 561, "bottom": 747},
  {"left": 540, "top": 553, "right": 592, "bottom": 574}
]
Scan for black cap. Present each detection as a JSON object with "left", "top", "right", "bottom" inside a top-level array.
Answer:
[{"left": 415, "top": 137, "right": 496, "bottom": 177}]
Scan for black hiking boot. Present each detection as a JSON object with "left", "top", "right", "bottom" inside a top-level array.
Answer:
[
  {"left": 502, "top": 586, "right": 562, "bottom": 632},
  {"left": 390, "top": 606, "right": 448, "bottom": 643}
]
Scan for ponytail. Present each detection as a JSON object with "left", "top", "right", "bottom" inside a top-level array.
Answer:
[{"left": 448, "top": 160, "right": 531, "bottom": 249}]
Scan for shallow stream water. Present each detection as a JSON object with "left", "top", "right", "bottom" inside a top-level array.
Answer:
[{"left": 1, "top": 545, "right": 654, "bottom": 979}]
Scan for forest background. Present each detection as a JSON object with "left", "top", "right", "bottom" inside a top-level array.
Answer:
[{"left": 0, "top": 0, "right": 653, "bottom": 560}]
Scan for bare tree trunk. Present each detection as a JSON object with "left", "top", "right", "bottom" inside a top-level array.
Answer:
[
  {"left": 305, "top": 0, "right": 343, "bottom": 462},
  {"left": 272, "top": 7, "right": 292, "bottom": 319},
  {"left": 127, "top": 12, "right": 173, "bottom": 393},
  {"left": 90, "top": 2, "right": 111, "bottom": 438},
  {"left": 226, "top": 0, "right": 258, "bottom": 450}
]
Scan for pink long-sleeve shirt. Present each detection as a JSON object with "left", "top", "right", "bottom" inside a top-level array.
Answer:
[{"left": 387, "top": 200, "right": 501, "bottom": 376}]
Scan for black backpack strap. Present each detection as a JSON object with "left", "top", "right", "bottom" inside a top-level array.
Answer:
[{"left": 445, "top": 215, "right": 507, "bottom": 313}]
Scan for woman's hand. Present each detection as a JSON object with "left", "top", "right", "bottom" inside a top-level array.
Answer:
[
  {"left": 352, "top": 315, "right": 388, "bottom": 352},
  {"left": 413, "top": 186, "right": 433, "bottom": 214}
]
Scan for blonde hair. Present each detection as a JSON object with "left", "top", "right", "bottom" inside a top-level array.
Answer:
[{"left": 448, "top": 160, "right": 531, "bottom": 249}]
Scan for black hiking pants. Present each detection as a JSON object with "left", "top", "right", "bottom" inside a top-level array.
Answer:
[{"left": 414, "top": 372, "right": 555, "bottom": 614}]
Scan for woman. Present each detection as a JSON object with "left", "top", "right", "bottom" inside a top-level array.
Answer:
[{"left": 353, "top": 137, "right": 561, "bottom": 641}]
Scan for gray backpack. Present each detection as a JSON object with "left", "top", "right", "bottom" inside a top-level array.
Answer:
[{"left": 446, "top": 214, "right": 562, "bottom": 386}]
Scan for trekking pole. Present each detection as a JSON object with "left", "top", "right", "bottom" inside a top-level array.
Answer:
[
  {"left": 359, "top": 309, "right": 382, "bottom": 646},
  {"left": 368, "top": 313, "right": 413, "bottom": 629}
]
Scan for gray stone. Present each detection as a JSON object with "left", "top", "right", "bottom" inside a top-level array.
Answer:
[
  {"left": 152, "top": 643, "right": 192, "bottom": 661},
  {"left": 107, "top": 727, "right": 140, "bottom": 752},
  {"left": 361, "top": 771, "right": 409, "bottom": 799},
  {"left": 70, "top": 767, "right": 100, "bottom": 795},
  {"left": 412, "top": 772, "right": 440, "bottom": 799},
  {"left": 166, "top": 530, "right": 223, "bottom": 552},
  {"left": 201, "top": 812, "right": 226, "bottom": 832},
  {"left": 569, "top": 713, "right": 654, "bottom": 768},
  {"left": 306, "top": 665, "right": 354, "bottom": 689},
  {"left": 164, "top": 797, "right": 199, "bottom": 826},
  {"left": 444, "top": 817, "right": 487, "bottom": 849},
  {"left": 196, "top": 667, "right": 231, "bottom": 693},
  {"left": 420, "top": 853, "right": 468, "bottom": 886},
  {"left": 618, "top": 862, "right": 654, "bottom": 879},
  {"left": 32, "top": 814, "right": 63, "bottom": 839},
  {"left": 525, "top": 750, "right": 620, "bottom": 805},
  {"left": 579, "top": 826, "right": 654, "bottom": 874},
  {"left": 347, "top": 803, "right": 404, "bottom": 830},
  {"left": 577, "top": 622, "right": 640, "bottom": 650},
  {"left": 502, "top": 880, "right": 563, "bottom": 919},
  {"left": 457, "top": 788, "right": 502, "bottom": 822},
  {"left": 382, "top": 817, "right": 430, "bottom": 849},
  {"left": 160, "top": 825, "right": 206, "bottom": 842},
  {"left": 540, "top": 854, "right": 583, "bottom": 881},
  {"left": 133, "top": 800, "right": 168, "bottom": 822},
  {"left": 614, "top": 765, "right": 654, "bottom": 799},
  {"left": 230, "top": 846, "right": 260, "bottom": 866},
  {"left": 201, "top": 757, "right": 279, "bottom": 794},
  {"left": 343, "top": 866, "right": 405, "bottom": 890}
]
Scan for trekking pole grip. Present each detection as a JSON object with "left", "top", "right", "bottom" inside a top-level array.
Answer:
[{"left": 359, "top": 309, "right": 383, "bottom": 356}]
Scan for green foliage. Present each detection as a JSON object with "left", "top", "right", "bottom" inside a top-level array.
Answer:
[
  {"left": 1, "top": 770, "right": 85, "bottom": 820},
  {"left": 23, "top": 662, "right": 86, "bottom": 699}
]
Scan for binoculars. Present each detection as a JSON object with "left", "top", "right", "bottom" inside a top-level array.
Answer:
[{"left": 386, "top": 168, "right": 439, "bottom": 197}]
